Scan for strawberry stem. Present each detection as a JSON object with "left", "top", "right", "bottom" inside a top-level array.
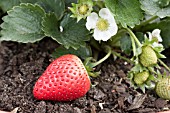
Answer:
[
  {"left": 130, "top": 34, "right": 137, "bottom": 56},
  {"left": 111, "top": 50, "right": 134, "bottom": 64},
  {"left": 126, "top": 28, "right": 142, "bottom": 47},
  {"left": 134, "top": 16, "right": 158, "bottom": 31},
  {"left": 158, "top": 59, "right": 170, "bottom": 72},
  {"left": 89, "top": 45, "right": 111, "bottom": 68}
]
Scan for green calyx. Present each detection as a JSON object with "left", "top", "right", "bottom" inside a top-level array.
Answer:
[
  {"left": 69, "top": 0, "right": 93, "bottom": 22},
  {"left": 139, "top": 46, "right": 157, "bottom": 67},
  {"left": 134, "top": 71, "right": 150, "bottom": 85}
]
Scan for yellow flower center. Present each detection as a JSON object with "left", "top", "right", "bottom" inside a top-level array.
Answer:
[
  {"left": 78, "top": 4, "right": 89, "bottom": 15},
  {"left": 96, "top": 18, "right": 109, "bottom": 31}
]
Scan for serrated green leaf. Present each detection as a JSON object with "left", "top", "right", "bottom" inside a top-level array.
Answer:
[
  {"left": 0, "top": 0, "right": 20, "bottom": 12},
  {"left": 0, "top": 3, "right": 46, "bottom": 43},
  {"left": 20, "top": 0, "right": 65, "bottom": 20},
  {"left": 20, "top": 0, "right": 38, "bottom": 3},
  {"left": 105, "top": 0, "right": 143, "bottom": 28},
  {"left": 37, "top": 0, "right": 65, "bottom": 20},
  {"left": 140, "top": 0, "right": 170, "bottom": 18},
  {"left": 120, "top": 34, "right": 132, "bottom": 54},
  {"left": 52, "top": 45, "right": 92, "bottom": 59},
  {"left": 42, "top": 13, "right": 90, "bottom": 49},
  {"left": 158, "top": 0, "right": 170, "bottom": 7}
]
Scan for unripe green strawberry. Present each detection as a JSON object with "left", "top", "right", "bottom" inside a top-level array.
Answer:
[
  {"left": 134, "top": 71, "right": 149, "bottom": 85},
  {"left": 139, "top": 46, "right": 157, "bottom": 67},
  {"left": 155, "top": 78, "right": 170, "bottom": 100}
]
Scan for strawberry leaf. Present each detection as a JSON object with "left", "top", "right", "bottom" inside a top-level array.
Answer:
[
  {"left": 105, "top": 0, "right": 143, "bottom": 28},
  {"left": 158, "top": 0, "right": 170, "bottom": 7},
  {"left": 120, "top": 34, "right": 132, "bottom": 55},
  {"left": 20, "top": 0, "right": 65, "bottom": 20},
  {"left": 52, "top": 45, "right": 92, "bottom": 59},
  {"left": 0, "top": 3, "right": 46, "bottom": 43},
  {"left": 42, "top": 13, "right": 90, "bottom": 49},
  {"left": 20, "top": 0, "right": 38, "bottom": 3},
  {"left": 140, "top": 0, "right": 170, "bottom": 18},
  {"left": 36, "top": 0, "right": 65, "bottom": 20},
  {"left": 0, "top": 0, "right": 20, "bottom": 12}
]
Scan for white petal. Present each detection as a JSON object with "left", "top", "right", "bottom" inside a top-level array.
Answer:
[
  {"left": 101, "top": 22, "right": 118, "bottom": 41},
  {"left": 152, "top": 29, "right": 161, "bottom": 35},
  {"left": 99, "top": 8, "right": 112, "bottom": 19},
  {"left": 152, "top": 29, "right": 162, "bottom": 42},
  {"left": 107, "top": 23, "right": 118, "bottom": 36},
  {"left": 107, "top": 17, "right": 116, "bottom": 27},
  {"left": 144, "top": 34, "right": 148, "bottom": 39},
  {"left": 93, "top": 28, "right": 103, "bottom": 41},
  {"left": 93, "top": 28, "right": 112, "bottom": 41},
  {"left": 86, "top": 12, "right": 98, "bottom": 30},
  {"left": 157, "top": 36, "right": 162, "bottom": 42},
  {"left": 99, "top": 8, "right": 116, "bottom": 23},
  {"left": 102, "top": 31, "right": 113, "bottom": 41},
  {"left": 147, "top": 32, "right": 152, "bottom": 41},
  {"left": 59, "top": 26, "right": 63, "bottom": 32},
  {"left": 152, "top": 42, "right": 163, "bottom": 47},
  {"left": 102, "top": 29, "right": 116, "bottom": 41}
]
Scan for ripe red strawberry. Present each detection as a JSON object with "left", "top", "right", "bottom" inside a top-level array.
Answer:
[{"left": 33, "top": 54, "right": 91, "bottom": 101}]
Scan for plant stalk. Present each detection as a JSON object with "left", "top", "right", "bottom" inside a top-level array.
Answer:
[
  {"left": 134, "top": 16, "right": 158, "bottom": 30},
  {"left": 158, "top": 59, "right": 170, "bottom": 72},
  {"left": 130, "top": 35, "right": 136, "bottom": 56},
  {"left": 90, "top": 45, "right": 111, "bottom": 68},
  {"left": 126, "top": 28, "right": 142, "bottom": 47},
  {"left": 111, "top": 50, "right": 134, "bottom": 64}
]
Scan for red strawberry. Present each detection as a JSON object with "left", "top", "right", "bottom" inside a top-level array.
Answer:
[{"left": 33, "top": 54, "right": 91, "bottom": 101}]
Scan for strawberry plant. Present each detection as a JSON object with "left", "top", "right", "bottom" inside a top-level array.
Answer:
[{"left": 0, "top": 0, "right": 170, "bottom": 103}]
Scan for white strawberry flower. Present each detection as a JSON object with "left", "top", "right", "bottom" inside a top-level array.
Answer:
[
  {"left": 148, "top": 29, "right": 162, "bottom": 42},
  {"left": 146, "top": 29, "right": 163, "bottom": 47},
  {"left": 86, "top": 8, "right": 118, "bottom": 41}
]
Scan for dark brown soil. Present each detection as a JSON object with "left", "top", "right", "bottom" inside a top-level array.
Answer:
[{"left": 0, "top": 38, "right": 170, "bottom": 113}]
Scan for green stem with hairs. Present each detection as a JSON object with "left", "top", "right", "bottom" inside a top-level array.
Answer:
[
  {"left": 148, "top": 67, "right": 157, "bottom": 75},
  {"left": 130, "top": 35, "right": 136, "bottom": 56},
  {"left": 134, "top": 16, "right": 158, "bottom": 31},
  {"left": 158, "top": 59, "right": 170, "bottom": 72},
  {"left": 111, "top": 50, "right": 134, "bottom": 64},
  {"left": 126, "top": 28, "right": 142, "bottom": 47},
  {"left": 89, "top": 45, "right": 111, "bottom": 68},
  {"left": 141, "top": 16, "right": 158, "bottom": 26}
]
